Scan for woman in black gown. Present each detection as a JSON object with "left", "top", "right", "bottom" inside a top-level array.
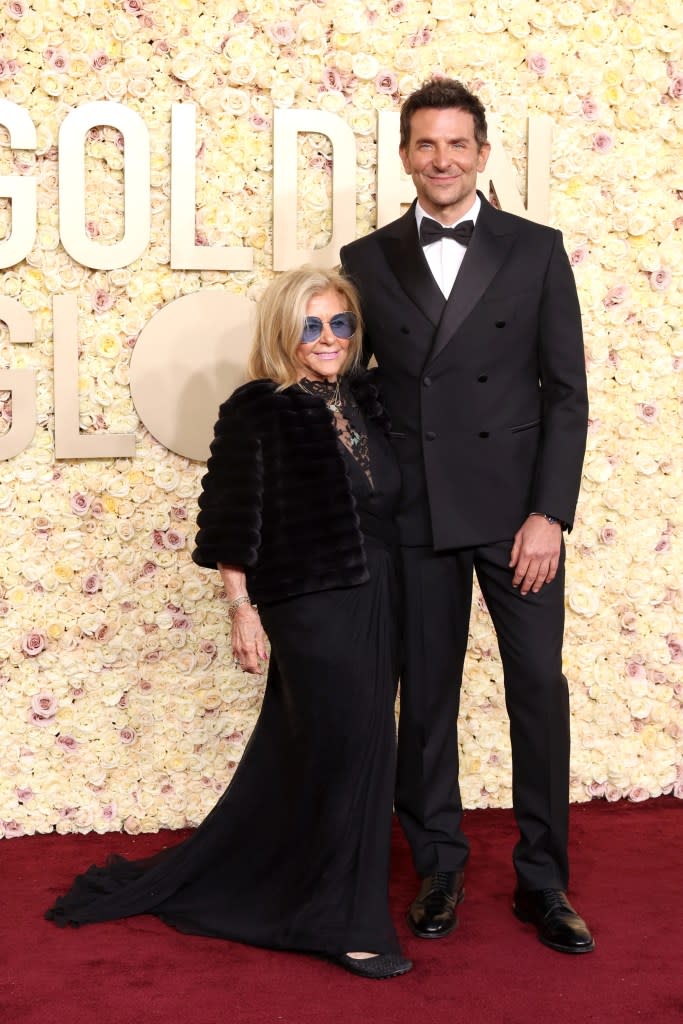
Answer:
[{"left": 46, "top": 267, "right": 411, "bottom": 980}]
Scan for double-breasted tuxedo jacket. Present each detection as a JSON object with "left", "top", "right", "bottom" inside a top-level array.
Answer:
[
  {"left": 341, "top": 193, "right": 589, "bottom": 886},
  {"left": 341, "top": 193, "right": 589, "bottom": 549}
]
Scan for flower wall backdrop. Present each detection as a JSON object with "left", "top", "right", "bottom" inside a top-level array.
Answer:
[{"left": 0, "top": 0, "right": 681, "bottom": 837}]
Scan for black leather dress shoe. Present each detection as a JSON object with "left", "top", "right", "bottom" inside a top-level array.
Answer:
[
  {"left": 407, "top": 871, "right": 465, "bottom": 938},
  {"left": 332, "top": 953, "right": 413, "bottom": 979},
  {"left": 513, "top": 887, "right": 595, "bottom": 954}
]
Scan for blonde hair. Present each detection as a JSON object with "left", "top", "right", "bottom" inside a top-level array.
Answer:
[{"left": 246, "top": 266, "right": 364, "bottom": 388}]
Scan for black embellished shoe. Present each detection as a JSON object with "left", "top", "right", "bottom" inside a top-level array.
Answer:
[
  {"left": 513, "top": 887, "right": 595, "bottom": 954},
  {"left": 332, "top": 953, "right": 413, "bottom": 979},
  {"left": 407, "top": 871, "right": 465, "bottom": 938}
]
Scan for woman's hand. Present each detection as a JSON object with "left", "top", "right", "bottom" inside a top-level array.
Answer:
[
  {"left": 218, "top": 562, "right": 268, "bottom": 675},
  {"left": 231, "top": 603, "right": 268, "bottom": 674}
]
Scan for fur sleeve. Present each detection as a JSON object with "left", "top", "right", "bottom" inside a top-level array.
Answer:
[{"left": 192, "top": 397, "right": 263, "bottom": 571}]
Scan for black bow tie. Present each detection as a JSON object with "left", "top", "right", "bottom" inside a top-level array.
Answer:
[{"left": 420, "top": 217, "right": 474, "bottom": 248}]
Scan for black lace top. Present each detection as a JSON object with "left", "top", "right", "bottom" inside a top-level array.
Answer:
[{"left": 298, "top": 377, "right": 373, "bottom": 486}]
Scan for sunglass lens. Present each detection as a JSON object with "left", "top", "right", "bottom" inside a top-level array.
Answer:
[
  {"left": 330, "top": 313, "right": 356, "bottom": 338},
  {"left": 301, "top": 317, "right": 323, "bottom": 343}
]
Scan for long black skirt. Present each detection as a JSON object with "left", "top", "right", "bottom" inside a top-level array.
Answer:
[{"left": 46, "top": 537, "right": 401, "bottom": 956}]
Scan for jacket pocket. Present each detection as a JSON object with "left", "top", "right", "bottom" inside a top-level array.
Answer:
[
  {"left": 510, "top": 418, "right": 541, "bottom": 433},
  {"left": 388, "top": 430, "right": 408, "bottom": 439}
]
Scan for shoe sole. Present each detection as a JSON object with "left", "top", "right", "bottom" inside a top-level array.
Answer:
[
  {"left": 406, "top": 888, "right": 465, "bottom": 939},
  {"left": 334, "top": 957, "right": 414, "bottom": 979},
  {"left": 513, "top": 905, "right": 596, "bottom": 954}
]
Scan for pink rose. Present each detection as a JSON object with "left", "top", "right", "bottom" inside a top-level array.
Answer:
[
  {"left": 599, "top": 526, "right": 617, "bottom": 544},
  {"left": 200, "top": 641, "right": 217, "bottom": 657},
  {"left": 92, "top": 288, "right": 115, "bottom": 313},
  {"left": 171, "top": 505, "right": 188, "bottom": 521},
  {"left": 322, "top": 67, "right": 342, "bottom": 92},
  {"left": 123, "top": 0, "right": 144, "bottom": 13},
  {"left": 637, "top": 402, "right": 658, "bottom": 422},
  {"left": 82, "top": 573, "right": 103, "bottom": 595},
  {"left": 408, "top": 27, "right": 431, "bottom": 47},
  {"left": 161, "top": 529, "right": 186, "bottom": 551},
  {"left": 527, "top": 53, "right": 550, "bottom": 77},
  {"left": 581, "top": 97, "right": 599, "bottom": 120},
  {"left": 668, "top": 75, "right": 683, "bottom": 100},
  {"left": 120, "top": 727, "right": 137, "bottom": 745},
  {"left": 389, "top": 0, "right": 405, "bottom": 13},
  {"left": 592, "top": 131, "right": 614, "bottom": 153},
  {"left": 86, "top": 221, "right": 100, "bottom": 238},
  {"left": 172, "top": 613, "right": 192, "bottom": 630},
  {"left": 3, "top": 821, "right": 24, "bottom": 838},
  {"left": 31, "top": 690, "right": 57, "bottom": 718},
  {"left": 267, "top": 21, "right": 295, "bottom": 45},
  {"left": 0, "top": 59, "right": 19, "bottom": 80},
  {"left": 48, "top": 50, "right": 70, "bottom": 73},
  {"left": 56, "top": 735, "right": 79, "bottom": 752},
  {"left": 628, "top": 786, "right": 650, "bottom": 803},
  {"left": 570, "top": 245, "right": 588, "bottom": 266},
  {"left": 249, "top": 113, "right": 270, "bottom": 131},
  {"left": 655, "top": 534, "right": 671, "bottom": 553},
  {"left": 16, "top": 787, "right": 34, "bottom": 802},
  {"left": 604, "top": 784, "right": 622, "bottom": 802},
  {"left": 90, "top": 50, "right": 110, "bottom": 71},
  {"left": 70, "top": 492, "right": 92, "bottom": 516},
  {"left": 375, "top": 71, "right": 398, "bottom": 95},
  {"left": 587, "top": 781, "right": 605, "bottom": 797},
  {"left": 23, "top": 632, "right": 47, "bottom": 658},
  {"left": 140, "top": 560, "right": 157, "bottom": 578},
  {"left": 666, "top": 635, "right": 682, "bottom": 662},
  {"left": 603, "top": 284, "right": 629, "bottom": 307},
  {"left": 90, "top": 499, "right": 106, "bottom": 519},
  {"left": 123, "top": 815, "right": 142, "bottom": 834},
  {"left": 649, "top": 268, "right": 672, "bottom": 292},
  {"left": 626, "top": 660, "right": 646, "bottom": 681},
  {"left": 153, "top": 39, "right": 171, "bottom": 55},
  {"left": 6, "top": 1, "right": 26, "bottom": 19}
]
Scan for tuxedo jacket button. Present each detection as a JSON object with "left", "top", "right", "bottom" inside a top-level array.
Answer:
[
  {"left": 479, "top": 431, "right": 490, "bottom": 438},
  {"left": 425, "top": 431, "right": 436, "bottom": 441},
  {"left": 400, "top": 326, "right": 410, "bottom": 334},
  {"left": 495, "top": 320, "right": 506, "bottom": 328},
  {"left": 477, "top": 374, "right": 488, "bottom": 383},
  {"left": 423, "top": 376, "right": 432, "bottom": 387}
]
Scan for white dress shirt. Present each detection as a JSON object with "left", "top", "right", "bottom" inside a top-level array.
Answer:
[{"left": 415, "top": 195, "right": 481, "bottom": 298}]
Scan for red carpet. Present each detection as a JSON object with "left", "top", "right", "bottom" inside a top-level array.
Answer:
[{"left": 2, "top": 798, "right": 681, "bottom": 1024}]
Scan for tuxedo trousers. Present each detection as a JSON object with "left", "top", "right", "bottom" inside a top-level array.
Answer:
[{"left": 395, "top": 539, "right": 570, "bottom": 891}]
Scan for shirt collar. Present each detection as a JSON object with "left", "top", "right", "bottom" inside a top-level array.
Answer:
[{"left": 415, "top": 193, "right": 481, "bottom": 231}]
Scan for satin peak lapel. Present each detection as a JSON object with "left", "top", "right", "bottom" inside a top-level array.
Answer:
[
  {"left": 380, "top": 208, "right": 445, "bottom": 328},
  {"left": 428, "top": 211, "right": 516, "bottom": 364}
]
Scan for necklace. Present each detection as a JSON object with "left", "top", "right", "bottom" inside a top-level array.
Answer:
[{"left": 297, "top": 376, "right": 342, "bottom": 413}]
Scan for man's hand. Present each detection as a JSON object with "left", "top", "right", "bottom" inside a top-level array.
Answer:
[{"left": 509, "top": 516, "right": 562, "bottom": 596}]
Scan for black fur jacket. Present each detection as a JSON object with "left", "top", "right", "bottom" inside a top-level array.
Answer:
[{"left": 192, "top": 373, "right": 388, "bottom": 603}]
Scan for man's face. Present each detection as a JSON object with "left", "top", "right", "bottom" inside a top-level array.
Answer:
[{"left": 399, "top": 107, "right": 491, "bottom": 224}]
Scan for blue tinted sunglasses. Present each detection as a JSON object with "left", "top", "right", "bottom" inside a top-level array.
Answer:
[{"left": 301, "top": 311, "right": 357, "bottom": 344}]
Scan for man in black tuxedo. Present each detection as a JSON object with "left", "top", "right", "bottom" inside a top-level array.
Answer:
[{"left": 340, "top": 78, "right": 594, "bottom": 954}]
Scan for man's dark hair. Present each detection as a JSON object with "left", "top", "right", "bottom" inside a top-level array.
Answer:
[{"left": 399, "top": 77, "right": 488, "bottom": 150}]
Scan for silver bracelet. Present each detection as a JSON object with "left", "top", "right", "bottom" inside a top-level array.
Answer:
[{"left": 226, "top": 594, "right": 252, "bottom": 621}]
